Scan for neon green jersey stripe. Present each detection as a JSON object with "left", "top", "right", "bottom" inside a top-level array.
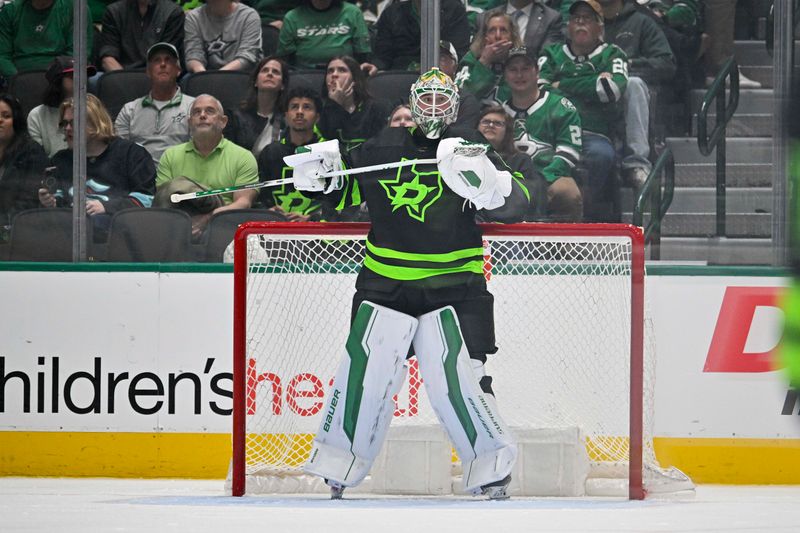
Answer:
[
  {"left": 366, "top": 239, "right": 483, "bottom": 263},
  {"left": 364, "top": 256, "right": 484, "bottom": 280}
]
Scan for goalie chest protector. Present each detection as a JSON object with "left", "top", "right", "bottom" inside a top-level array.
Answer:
[{"left": 332, "top": 127, "right": 505, "bottom": 282}]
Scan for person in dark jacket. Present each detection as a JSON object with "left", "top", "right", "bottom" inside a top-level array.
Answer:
[
  {"left": 317, "top": 55, "right": 390, "bottom": 152},
  {"left": 98, "top": 0, "right": 185, "bottom": 71},
  {"left": 476, "top": 105, "right": 540, "bottom": 220},
  {"left": 256, "top": 86, "right": 324, "bottom": 221},
  {"left": 39, "top": 95, "right": 156, "bottom": 238},
  {"left": 224, "top": 56, "right": 289, "bottom": 158},
  {"left": 0, "top": 94, "right": 48, "bottom": 236},
  {"left": 478, "top": 0, "right": 563, "bottom": 57},
  {"left": 373, "top": 0, "right": 471, "bottom": 71},
  {"left": 598, "top": 0, "right": 675, "bottom": 189}
]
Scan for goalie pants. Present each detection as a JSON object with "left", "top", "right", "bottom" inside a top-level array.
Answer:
[{"left": 353, "top": 271, "right": 497, "bottom": 370}]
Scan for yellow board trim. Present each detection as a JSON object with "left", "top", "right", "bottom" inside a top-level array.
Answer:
[
  {"left": 0, "top": 432, "right": 231, "bottom": 478},
  {"left": 3, "top": 432, "right": 800, "bottom": 484},
  {"left": 653, "top": 437, "right": 800, "bottom": 485}
]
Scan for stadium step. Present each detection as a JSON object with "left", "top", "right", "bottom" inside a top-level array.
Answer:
[
  {"left": 688, "top": 88, "right": 774, "bottom": 137},
  {"left": 666, "top": 137, "right": 774, "bottom": 187},
  {"left": 655, "top": 236, "right": 774, "bottom": 265},
  {"left": 622, "top": 187, "right": 772, "bottom": 214},
  {"left": 625, "top": 212, "right": 771, "bottom": 238}
]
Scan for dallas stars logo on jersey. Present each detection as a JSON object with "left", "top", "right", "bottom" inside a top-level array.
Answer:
[
  {"left": 501, "top": 89, "right": 582, "bottom": 184},
  {"left": 270, "top": 165, "right": 319, "bottom": 215},
  {"left": 378, "top": 159, "right": 442, "bottom": 223}
]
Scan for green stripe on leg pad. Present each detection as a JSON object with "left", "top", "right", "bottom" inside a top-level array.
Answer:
[
  {"left": 343, "top": 302, "right": 374, "bottom": 443},
  {"left": 440, "top": 308, "right": 478, "bottom": 448}
]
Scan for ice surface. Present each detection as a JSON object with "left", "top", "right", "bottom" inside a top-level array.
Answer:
[{"left": 2, "top": 478, "right": 800, "bottom": 532}]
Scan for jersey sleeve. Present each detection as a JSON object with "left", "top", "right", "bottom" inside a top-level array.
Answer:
[
  {"left": 0, "top": 6, "right": 17, "bottom": 77},
  {"left": 455, "top": 51, "right": 499, "bottom": 100},
  {"left": 349, "top": 5, "right": 372, "bottom": 56},
  {"left": 275, "top": 10, "right": 298, "bottom": 60},
  {"left": 557, "top": 45, "right": 629, "bottom": 104},
  {"left": 541, "top": 96, "right": 582, "bottom": 183},
  {"left": 537, "top": 45, "right": 557, "bottom": 87}
]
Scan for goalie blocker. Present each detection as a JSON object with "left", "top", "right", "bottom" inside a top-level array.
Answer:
[{"left": 304, "top": 301, "right": 516, "bottom": 498}]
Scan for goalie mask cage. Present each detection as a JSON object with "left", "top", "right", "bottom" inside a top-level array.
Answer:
[{"left": 230, "top": 222, "right": 692, "bottom": 499}]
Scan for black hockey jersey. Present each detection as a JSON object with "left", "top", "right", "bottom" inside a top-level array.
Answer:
[{"left": 330, "top": 126, "right": 529, "bottom": 283}]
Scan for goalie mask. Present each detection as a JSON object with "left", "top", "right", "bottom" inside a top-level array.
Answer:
[{"left": 409, "top": 68, "right": 460, "bottom": 139}]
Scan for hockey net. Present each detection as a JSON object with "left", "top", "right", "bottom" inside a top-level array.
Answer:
[{"left": 229, "top": 222, "right": 693, "bottom": 498}]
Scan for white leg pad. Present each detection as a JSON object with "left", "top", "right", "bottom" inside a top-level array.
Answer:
[
  {"left": 413, "top": 306, "right": 517, "bottom": 493},
  {"left": 304, "top": 301, "right": 417, "bottom": 487}
]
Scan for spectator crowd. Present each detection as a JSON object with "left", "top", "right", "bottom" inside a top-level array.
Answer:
[{"left": 0, "top": 0, "right": 760, "bottom": 256}]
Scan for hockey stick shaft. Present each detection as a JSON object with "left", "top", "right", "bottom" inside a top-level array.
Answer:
[
  {"left": 170, "top": 158, "right": 438, "bottom": 203},
  {"left": 170, "top": 178, "right": 295, "bottom": 203},
  {"left": 318, "top": 158, "right": 438, "bottom": 178}
]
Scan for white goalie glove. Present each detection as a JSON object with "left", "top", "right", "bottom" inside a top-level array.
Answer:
[
  {"left": 437, "top": 137, "right": 513, "bottom": 210},
  {"left": 282, "top": 139, "right": 345, "bottom": 193}
]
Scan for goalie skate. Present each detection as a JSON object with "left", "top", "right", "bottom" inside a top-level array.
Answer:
[
  {"left": 480, "top": 474, "right": 511, "bottom": 500},
  {"left": 327, "top": 479, "right": 345, "bottom": 500}
]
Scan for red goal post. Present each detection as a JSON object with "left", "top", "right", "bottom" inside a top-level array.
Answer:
[{"left": 230, "top": 222, "right": 676, "bottom": 499}]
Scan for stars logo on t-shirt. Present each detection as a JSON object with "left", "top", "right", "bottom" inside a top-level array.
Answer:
[
  {"left": 34, "top": 24, "right": 45, "bottom": 33},
  {"left": 205, "top": 33, "right": 235, "bottom": 64}
]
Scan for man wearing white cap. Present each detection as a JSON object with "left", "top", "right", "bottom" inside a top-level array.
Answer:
[{"left": 115, "top": 42, "right": 195, "bottom": 164}]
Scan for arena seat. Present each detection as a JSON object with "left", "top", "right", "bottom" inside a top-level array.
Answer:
[
  {"left": 367, "top": 70, "right": 418, "bottom": 104},
  {"left": 181, "top": 71, "right": 251, "bottom": 112},
  {"left": 201, "top": 208, "right": 287, "bottom": 262},
  {"left": 7, "top": 208, "right": 79, "bottom": 262},
  {"left": 8, "top": 70, "right": 48, "bottom": 118},
  {"left": 288, "top": 69, "right": 326, "bottom": 93},
  {"left": 95, "top": 69, "right": 150, "bottom": 119},
  {"left": 106, "top": 208, "right": 193, "bottom": 262}
]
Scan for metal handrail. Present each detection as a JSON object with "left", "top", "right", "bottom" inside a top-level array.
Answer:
[
  {"left": 632, "top": 147, "right": 675, "bottom": 260},
  {"left": 696, "top": 56, "right": 740, "bottom": 237}
]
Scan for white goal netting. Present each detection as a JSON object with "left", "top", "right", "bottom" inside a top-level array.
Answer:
[{"left": 229, "top": 223, "right": 692, "bottom": 497}]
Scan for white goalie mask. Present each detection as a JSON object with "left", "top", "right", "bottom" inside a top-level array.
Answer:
[{"left": 409, "top": 68, "right": 460, "bottom": 139}]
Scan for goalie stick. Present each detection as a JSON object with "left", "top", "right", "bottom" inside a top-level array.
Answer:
[{"left": 170, "top": 158, "right": 438, "bottom": 203}]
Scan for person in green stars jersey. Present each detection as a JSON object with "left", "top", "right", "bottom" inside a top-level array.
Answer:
[
  {"left": 276, "top": 0, "right": 376, "bottom": 74},
  {"left": 538, "top": 0, "right": 628, "bottom": 221},
  {"left": 0, "top": 0, "right": 93, "bottom": 79},
  {"left": 499, "top": 46, "right": 583, "bottom": 221}
]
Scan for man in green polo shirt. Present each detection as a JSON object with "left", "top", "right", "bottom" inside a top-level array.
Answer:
[{"left": 156, "top": 94, "right": 259, "bottom": 236}]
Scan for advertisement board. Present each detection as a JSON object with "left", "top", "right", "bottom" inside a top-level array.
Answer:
[{"left": 1, "top": 268, "right": 798, "bottom": 482}]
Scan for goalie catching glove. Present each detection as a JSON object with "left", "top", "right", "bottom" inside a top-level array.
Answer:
[
  {"left": 283, "top": 139, "right": 345, "bottom": 193},
  {"left": 437, "top": 137, "right": 513, "bottom": 211}
]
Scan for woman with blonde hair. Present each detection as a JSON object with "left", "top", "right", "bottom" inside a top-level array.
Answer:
[
  {"left": 39, "top": 94, "right": 156, "bottom": 237},
  {"left": 456, "top": 12, "right": 522, "bottom": 103}
]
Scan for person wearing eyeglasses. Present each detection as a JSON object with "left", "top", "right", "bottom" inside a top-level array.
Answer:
[
  {"left": 538, "top": 0, "right": 627, "bottom": 222},
  {"left": 476, "top": 106, "right": 541, "bottom": 221},
  {"left": 498, "top": 47, "right": 582, "bottom": 221},
  {"left": 39, "top": 94, "right": 156, "bottom": 238}
]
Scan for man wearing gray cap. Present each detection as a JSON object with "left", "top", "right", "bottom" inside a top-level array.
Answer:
[{"left": 115, "top": 42, "right": 195, "bottom": 164}]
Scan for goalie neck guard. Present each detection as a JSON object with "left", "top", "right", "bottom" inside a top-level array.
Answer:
[{"left": 410, "top": 68, "right": 460, "bottom": 139}]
